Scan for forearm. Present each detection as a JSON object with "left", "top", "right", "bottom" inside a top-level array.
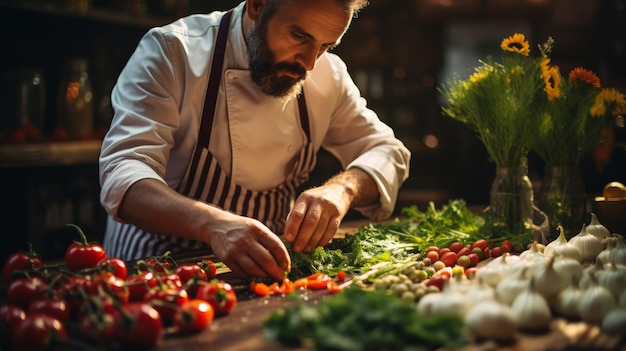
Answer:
[
  {"left": 117, "top": 178, "right": 218, "bottom": 243},
  {"left": 325, "top": 167, "right": 379, "bottom": 210}
]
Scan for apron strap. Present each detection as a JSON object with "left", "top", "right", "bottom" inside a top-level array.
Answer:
[{"left": 198, "top": 9, "right": 233, "bottom": 148}]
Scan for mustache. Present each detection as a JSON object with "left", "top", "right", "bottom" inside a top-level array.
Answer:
[{"left": 271, "top": 62, "right": 307, "bottom": 80}]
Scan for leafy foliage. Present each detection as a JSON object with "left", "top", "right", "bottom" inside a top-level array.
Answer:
[{"left": 264, "top": 287, "right": 466, "bottom": 351}]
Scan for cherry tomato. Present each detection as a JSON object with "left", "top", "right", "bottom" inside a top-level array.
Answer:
[
  {"left": 448, "top": 241, "right": 464, "bottom": 253},
  {"left": 126, "top": 271, "right": 158, "bottom": 302},
  {"left": 12, "top": 313, "right": 68, "bottom": 351},
  {"left": 143, "top": 254, "right": 174, "bottom": 273},
  {"left": 176, "top": 263, "right": 208, "bottom": 297},
  {"left": 29, "top": 298, "right": 70, "bottom": 323},
  {"left": 491, "top": 246, "right": 503, "bottom": 258},
  {"left": 0, "top": 304, "right": 26, "bottom": 347},
  {"left": 174, "top": 299, "right": 215, "bottom": 334},
  {"left": 157, "top": 272, "right": 183, "bottom": 289},
  {"left": 199, "top": 259, "right": 218, "bottom": 279},
  {"left": 501, "top": 239, "right": 513, "bottom": 253},
  {"left": 114, "top": 303, "right": 163, "bottom": 349},
  {"left": 65, "top": 224, "right": 107, "bottom": 272},
  {"left": 98, "top": 257, "right": 127, "bottom": 279},
  {"left": 440, "top": 251, "right": 458, "bottom": 267},
  {"left": 2, "top": 249, "right": 43, "bottom": 284},
  {"left": 196, "top": 280, "right": 237, "bottom": 316},
  {"left": 6, "top": 276, "right": 47, "bottom": 310},
  {"left": 472, "top": 239, "right": 488, "bottom": 251},
  {"left": 336, "top": 271, "right": 347, "bottom": 282},
  {"left": 89, "top": 273, "right": 129, "bottom": 304},
  {"left": 78, "top": 312, "right": 116, "bottom": 348},
  {"left": 144, "top": 287, "right": 189, "bottom": 326}
]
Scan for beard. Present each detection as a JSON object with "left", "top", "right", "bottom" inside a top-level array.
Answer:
[{"left": 247, "top": 17, "right": 307, "bottom": 100}]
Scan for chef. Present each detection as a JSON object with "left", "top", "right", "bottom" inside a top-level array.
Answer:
[{"left": 99, "top": 0, "right": 411, "bottom": 280}]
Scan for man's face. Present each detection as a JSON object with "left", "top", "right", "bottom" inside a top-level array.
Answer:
[{"left": 247, "top": 0, "right": 352, "bottom": 100}]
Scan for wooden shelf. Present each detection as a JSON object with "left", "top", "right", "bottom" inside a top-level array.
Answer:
[{"left": 0, "top": 140, "right": 102, "bottom": 168}]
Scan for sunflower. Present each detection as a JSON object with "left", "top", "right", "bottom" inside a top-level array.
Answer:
[
  {"left": 569, "top": 67, "right": 601, "bottom": 88},
  {"left": 591, "top": 88, "right": 626, "bottom": 117},
  {"left": 540, "top": 58, "right": 561, "bottom": 101},
  {"left": 500, "top": 33, "right": 530, "bottom": 56}
]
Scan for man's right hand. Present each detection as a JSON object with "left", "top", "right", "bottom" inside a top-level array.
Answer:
[{"left": 206, "top": 214, "right": 291, "bottom": 281}]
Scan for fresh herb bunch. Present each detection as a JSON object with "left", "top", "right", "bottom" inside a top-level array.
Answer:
[
  {"left": 263, "top": 286, "right": 466, "bottom": 351},
  {"left": 439, "top": 33, "right": 554, "bottom": 167},
  {"left": 287, "top": 199, "right": 532, "bottom": 280},
  {"left": 534, "top": 67, "right": 626, "bottom": 167}
]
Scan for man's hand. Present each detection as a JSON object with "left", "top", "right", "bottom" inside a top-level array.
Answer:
[
  {"left": 283, "top": 168, "right": 379, "bottom": 252},
  {"left": 207, "top": 214, "right": 291, "bottom": 281}
]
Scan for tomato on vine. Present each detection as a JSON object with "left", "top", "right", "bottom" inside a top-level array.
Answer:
[
  {"left": 98, "top": 257, "right": 127, "bottom": 280},
  {"left": 64, "top": 224, "right": 107, "bottom": 272},
  {"left": 6, "top": 276, "right": 47, "bottom": 310},
  {"left": 12, "top": 313, "right": 68, "bottom": 351},
  {"left": 2, "top": 245, "right": 43, "bottom": 284},
  {"left": 196, "top": 280, "right": 237, "bottom": 316},
  {"left": 174, "top": 299, "right": 214, "bottom": 334},
  {"left": 113, "top": 303, "right": 163, "bottom": 349}
]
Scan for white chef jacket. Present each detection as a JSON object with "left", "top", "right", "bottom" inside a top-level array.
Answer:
[{"left": 99, "top": 1, "right": 411, "bottom": 226}]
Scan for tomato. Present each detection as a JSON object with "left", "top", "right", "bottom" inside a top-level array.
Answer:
[
  {"left": 199, "top": 259, "right": 218, "bottom": 279},
  {"left": 89, "top": 273, "right": 129, "bottom": 304},
  {"left": 176, "top": 264, "right": 208, "bottom": 298},
  {"left": 12, "top": 313, "right": 68, "bottom": 351},
  {"left": 65, "top": 224, "right": 107, "bottom": 272},
  {"left": 0, "top": 304, "right": 26, "bottom": 347},
  {"left": 336, "top": 270, "right": 347, "bottom": 282},
  {"left": 448, "top": 241, "right": 464, "bottom": 253},
  {"left": 144, "top": 287, "right": 189, "bottom": 326},
  {"left": 501, "top": 239, "right": 513, "bottom": 253},
  {"left": 468, "top": 252, "right": 480, "bottom": 267},
  {"left": 472, "top": 239, "right": 488, "bottom": 251},
  {"left": 157, "top": 272, "right": 183, "bottom": 289},
  {"left": 98, "top": 257, "right": 127, "bottom": 279},
  {"left": 78, "top": 312, "right": 116, "bottom": 348},
  {"left": 2, "top": 250, "right": 43, "bottom": 284},
  {"left": 491, "top": 246, "right": 503, "bottom": 258},
  {"left": 440, "top": 252, "right": 458, "bottom": 267},
  {"left": 126, "top": 271, "right": 158, "bottom": 302},
  {"left": 6, "top": 276, "right": 47, "bottom": 310},
  {"left": 53, "top": 275, "right": 91, "bottom": 319},
  {"left": 425, "top": 246, "right": 440, "bottom": 253},
  {"left": 29, "top": 298, "right": 70, "bottom": 323},
  {"left": 471, "top": 247, "right": 484, "bottom": 259},
  {"left": 114, "top": 302, "right": 163, "bottom": 348},
  {"left": 424, "top": 276, "right": 447, "bottom": 291},
  {"left": 174, "top": 299, "right": 215, "bottom": 334},
  {"left": 456, "top": 246, "right": 472, "bottom": 257},
  {"left": 143, "top": 254, "right": 174, "bottom": 273},
  {"left": 426, "top": 250, "right": 439, "bottom": 262},
  {"left": 438, "top": 247, "right": 451, "bottom": 256},
  {"left": 327, "top": 280, "right": 343, "bottom": 294},
  {"left": 196, "top": 280, "right": 237, "bottom": 316}
]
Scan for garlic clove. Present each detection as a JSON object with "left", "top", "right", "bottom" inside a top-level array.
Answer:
[
  {"left": 465, "top": 301, "right": 517, "bottom": 341},
  {"left": 568, "top": 224, "right": 603, "bottom": 263},
  {"left": 608, "top": 233, "right": 626, "bottom": 266},
  {"left": 578, "top": 273, "right": 617, "bottom": 325},
  {"left": 601, "top": 307, "right": 626, "bottom": 335},
  {"left": 544, "top": 226, "right": 582, "bottom": 262},
  {"left": 511, "top": 277, "right": 552, "bottom": 332}
]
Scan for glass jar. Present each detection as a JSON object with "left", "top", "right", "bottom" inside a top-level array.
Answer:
[
  {"left": 57, "top": 58, "right": 94, "bottom": 140},
  {"left": 0, "top": 68, "right": 46, "bottom": 142}
]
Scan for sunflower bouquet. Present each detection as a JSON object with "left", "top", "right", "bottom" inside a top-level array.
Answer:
[
  {"left": 439, "top": 33, "right": 555, "bottom": 168},
  {"left": 533, "top": 67, "right": 626, "bottom": 168}
]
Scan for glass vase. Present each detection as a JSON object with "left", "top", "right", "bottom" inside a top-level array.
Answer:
[
  {"left": 537, "top": 166, "right": 586, "bottom": 239},
  {"left": 485, "top": 161, "right": 549, "bottom": 243}
]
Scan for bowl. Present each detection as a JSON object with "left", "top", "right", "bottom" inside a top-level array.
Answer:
[{"left": 592, "top": 197, "right": 626, "bottom": 235}]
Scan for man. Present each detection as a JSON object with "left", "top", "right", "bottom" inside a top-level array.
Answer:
[{"left": 99, "top": 0, "right": 411, "bottom": 280}]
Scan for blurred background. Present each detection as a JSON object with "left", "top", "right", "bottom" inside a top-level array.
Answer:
[{"left": 0, "top": 0, "right": 624, "bottom": 263}]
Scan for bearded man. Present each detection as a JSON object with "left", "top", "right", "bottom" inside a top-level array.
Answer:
[{"left": 99, "top": 0, "right": 411, "bottom": 280}]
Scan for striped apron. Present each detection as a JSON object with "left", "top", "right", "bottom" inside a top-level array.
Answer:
[{"left": 105, "top": 10, "right": 317, "bottom": 260}]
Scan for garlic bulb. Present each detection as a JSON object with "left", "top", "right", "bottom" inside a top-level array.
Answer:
[
  {"left": 586, "top": 213, "right": 611, "bottom": 241},
  {"left": 619, "top": 290, "right": 626, "bottom": 307},
  {"left": 511, "top": 278, "right": 552, "bottom": 331},
  {"left": 544, "top": 226, "right": 582, "bottom": 262},
  {"left": 602, "top": 307, "right": 626, "bottom": 335},
  {"left": 430, "top": 284, "right": 471, "bottom": 318},
  {"left": 555, "top": 277, "right": 584, "bottom": 319},
  {"left": 477, "top": 253, "right": 514, "bottom": 287},
  {"left": 596, "top": 236, "right": 616, "bottom": 265},
  {"left": 532, "top": 255, "right": 568, "bottom": 305},
  {"left": 595, "top": 262, "right": 626, "bottom": 300},
  {"left": 465, "top": 301, "right": 517, "bottom": 341},
  {"left": 519, "top": 241, "right": 546, "bottom": 263},
  {"left": 568, "top": 224, "right": 603, "bottom": 262},
  {"left": 552, "top": 256, "right": 583, "bottom": 285},
  {"left": 496, "top": 267, "right": 529, "bottom": 306},
  {"left": 416, "top": 291, "right": 441, "bottom": 317},
  {"left": 578, "top": 273, "right": 616, "bottom": 324},
  {"left": 608, "top": 234, "right": 626, "bottom": 266}
]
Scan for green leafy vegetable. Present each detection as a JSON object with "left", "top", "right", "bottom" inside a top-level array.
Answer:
[{"left": 264, "top": 287, "right": 466, "bottom": 351}]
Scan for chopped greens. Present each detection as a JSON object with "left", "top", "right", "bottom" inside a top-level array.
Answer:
[
  {"left": 264, "top": 286, "right": 466, "bottom": 351},
  {"left": 288, "top": 199, "right": 532, "bottom": 280}
]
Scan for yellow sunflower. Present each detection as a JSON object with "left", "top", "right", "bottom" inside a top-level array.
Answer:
[
  {"left": 568, "top": 67, "right": 601, "bottom": 88},
  {"left": 501, "top": 33, "right": 530, "bottom": 56},
  {"left": 591, "top": 88, "right": 626, "bottom": 117},
  {"left": 540, "top": 58, "right": 561, "bottom": 100}
]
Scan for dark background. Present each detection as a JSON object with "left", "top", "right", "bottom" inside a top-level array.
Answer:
[{"left": 0, "top": 0, "right": 624, "bottom": 264}]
